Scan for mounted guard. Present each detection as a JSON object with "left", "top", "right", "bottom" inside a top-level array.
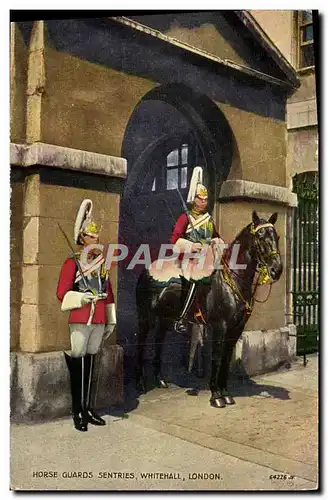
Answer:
[
  {"left": 56, "top": 199, "right": 116, "bottom": 432},
  {"left": 169, "top": 166, "right": 225, "bottom": 332},
  {"left": 136, "top": 204, "right": 283, "bottom": 402}
]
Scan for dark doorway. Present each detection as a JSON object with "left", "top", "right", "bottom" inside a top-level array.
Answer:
[{"left": 117, "top": 84, "right": 233, "bottom": 373}]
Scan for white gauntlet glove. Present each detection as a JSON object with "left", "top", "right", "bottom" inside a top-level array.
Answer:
[
  {"left": 81, "top": 292, "right": 95, "bottom": 305},
  {"left": 103, "top": 324, "right": 116, "bottom": 341},
  {"left": 61, "top": 291, "right": 95, "bottom": 311},
  {"left": 103, "top": 303, "right": 116, "bottom": 341}
]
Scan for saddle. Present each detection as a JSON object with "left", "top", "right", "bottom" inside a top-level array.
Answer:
[{"left": 148, "top": 242, "right": 220, "bottom": 287}]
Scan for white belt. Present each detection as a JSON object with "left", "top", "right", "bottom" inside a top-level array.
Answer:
[{"left": 87, "top": 293, "right": 108, "bottom": 326}]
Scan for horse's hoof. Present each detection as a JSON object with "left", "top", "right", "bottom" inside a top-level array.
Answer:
[
  {"left": 223, "top": 395, "right": 235, "bottom": 405},
  {"left": 136, "top": 382, "right": 145, "bottom": 393},
  {"left": 210, "top": 397, "right": 226, "bottom": 408},
  {"left": 136, "top": 376, "right": 146, "bottom": 394},
  {"left": 156, "top": 378, "right": 169, "bottom": 389}
]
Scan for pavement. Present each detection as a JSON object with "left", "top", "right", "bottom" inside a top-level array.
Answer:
[{"left": 10, "top": 353, "right": 318, "bottom": 491}]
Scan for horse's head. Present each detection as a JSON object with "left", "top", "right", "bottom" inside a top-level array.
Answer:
[{"left": 249, "top": 211, "right": 283, "bottom": 282}]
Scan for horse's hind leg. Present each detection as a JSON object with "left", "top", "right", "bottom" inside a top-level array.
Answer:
[
  {"left": 209, "top": 332, "right": 227, "bottom": 408},
  {"left": 153, "top": 319, "right": 169, "bottom": 388},
  {"left": 135, "top": 319, "right": 149, "bottom": 393}
]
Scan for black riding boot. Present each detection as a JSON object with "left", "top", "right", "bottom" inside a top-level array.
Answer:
[
  {"left": 174, "top": 280, "right": 197, "bottom": 333},
  {"left": 84, "top": 354, "right": 106, "bottom": 426},
  {"left": 64, "top": 353, "right": 88, "bottom": 432}
]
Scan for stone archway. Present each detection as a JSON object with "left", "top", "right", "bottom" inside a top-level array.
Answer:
[
  {"left": 117, "top": 83, "right": 234, "bottom": 361},
  {"left": 123, "top": 83, "right": 234, "bottom": 208}
]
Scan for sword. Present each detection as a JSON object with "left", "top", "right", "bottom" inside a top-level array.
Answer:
[
  {"left": 176, "top": 188, "right": 201, "bottom": 244},
  {"left": 93, "top": 334, "right": 106, "bottom": 410},
  {"left": 57, "top": 222, "right": 90, "bottom": 291},
  {"left": 162, "top": 197, "right": 177, "bottom": 227}
]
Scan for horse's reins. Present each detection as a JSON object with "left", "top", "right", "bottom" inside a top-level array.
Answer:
[{"left": 221, "top": 222, "right": 280, "bottom": 318}]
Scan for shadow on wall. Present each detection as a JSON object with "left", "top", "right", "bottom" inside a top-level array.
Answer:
[
  {"left": 128, "top": 12, "right": 287, "bottom": 80},
  {"left": 224, "top": 131, "right": 242, "bottom": 181}
]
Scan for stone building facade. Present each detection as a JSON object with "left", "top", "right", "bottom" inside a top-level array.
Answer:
[
  {"left": 250, "top": 10, "right": 318, "bottom": 182},
  {"left": 250, "top": 10, "right": 319, "bottom": 352},
  {"left": 10, "top": 12, "right": 300, "bottom": 421}
]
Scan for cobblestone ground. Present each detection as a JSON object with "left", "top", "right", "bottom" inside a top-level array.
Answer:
[
  {"left": 133, "top": 357, "right": 318, "bottom": 468},
  {"left": 10, "top": 354, "right": 318, "bottom": 491}
]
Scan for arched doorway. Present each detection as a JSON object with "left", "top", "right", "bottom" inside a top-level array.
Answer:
[{"left": 117, "top": 84, "right": 234, "bottom": 364}]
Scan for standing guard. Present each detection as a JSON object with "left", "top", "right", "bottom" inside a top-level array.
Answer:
[
  {"left": 57, "top": 199, "right": 116, "bottom": 432},
  {"left": 170, "top": 167, "right": 225, "bottom": 332}
]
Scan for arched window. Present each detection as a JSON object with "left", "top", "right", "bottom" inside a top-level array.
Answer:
[{"left": 150, "top": 137, "right": 204, "bottom": 193}]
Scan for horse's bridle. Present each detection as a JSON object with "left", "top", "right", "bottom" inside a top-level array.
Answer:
[
  {"left": 220, "top": 222, "right": 281, "bottom": 318},
  {"left": 250, "top": 222, "right": 281, "bottom": 285}
]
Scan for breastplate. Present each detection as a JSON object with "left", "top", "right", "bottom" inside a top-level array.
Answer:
[
  {"left": 185, "top": 216, "right": 214, "bottom": 244},
  {"left": 74, "top": 261, "right": 107, "bottom": 295}
]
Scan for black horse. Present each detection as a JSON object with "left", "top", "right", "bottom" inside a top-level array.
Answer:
[{"left": 135, "top": 211, "right": 283, "bottom": 407}]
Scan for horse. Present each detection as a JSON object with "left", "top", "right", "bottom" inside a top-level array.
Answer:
[{"left": 135, "top": 210, "right": 283, "bottom": 407}]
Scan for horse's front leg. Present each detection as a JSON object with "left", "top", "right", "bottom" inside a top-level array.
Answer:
[
  {"left": 153, "top": 318, "right": 169, "bottom": 388},
  {"left": 209, "top": 324, "right": 227, "bottom": 408},
  {"left": 217, "top": 339, "right": 236, "bottom": 405}
]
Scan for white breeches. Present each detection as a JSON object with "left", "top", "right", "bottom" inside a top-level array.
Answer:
[{"left": 69, "top": 323, "right": 105, "bottom": 357}]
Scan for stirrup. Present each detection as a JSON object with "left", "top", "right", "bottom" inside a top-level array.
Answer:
[
  {"left": 174, "top": 319, "right": 187, "bottom": 333},
  {"left": 194, "top": 309, "right": 207, "bottom": 326},
  {"left": 175, "top": 283, "right": 196, "bottom": 333}
]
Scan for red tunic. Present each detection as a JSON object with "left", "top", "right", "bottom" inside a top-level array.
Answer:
[
  {"left": 56, "top": 258, "right": 114, "bottom": 324},
  {"left": 170, "top": 213, "right": 220, "bottom": 245}
]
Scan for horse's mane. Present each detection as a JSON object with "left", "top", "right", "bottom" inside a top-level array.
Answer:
[
  {"left": 222, "top": 218, "right": 268, "bottom": 261},
  {"left": 229, "top": 218, "right": 269, "bottom": 245}
]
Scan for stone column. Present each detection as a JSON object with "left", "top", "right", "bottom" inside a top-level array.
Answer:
[
  {"left": 10, "top": 142, "right": 127, "bottom": 421},
  {"left": 26, "top": 21, "right": 45, "bottom": 144},
  {"left": 218, "top": 179, "right": 298, "bottom": 374},
  {"left": 20, "top": 173, "right": 41, "bottom": 352},
  {"left": 10, "top": 23, "right": 28, "bottom": 144}
]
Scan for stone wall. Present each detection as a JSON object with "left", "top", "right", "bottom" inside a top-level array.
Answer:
[
  {"left": 149, "top": 13, "right": 251, "bottom": 66},
  {"left": 10, "top": 173, "right": 25, "bottom": 350},
  {"left": 21, "top": 179, "right": 120, "bottom": 353},
  {"left": 247, "top": 12, "right": 318, "bottom": 188},
  {"left": 10, "top": 24, "right": 28, "bottom": 144},
  {"left": 10, "top": 345, "right": 124, "bottom": 423},
  {"left": 217, "top": 198, "right": 288, "bottom": 331},
  {"left": 218, "top": 103, "right": 288, "bottom": 187},
  {"left": 11, "top": 144, "right": 126, "bottom": 353},
  {"left": 286, "top": 69, "right": 318, "bottom": 189},
  {"left": 233, "top": 324, "right": 297, "bottom": 376},
  {"left": 41, "top": 47, "right": 155, "bottom": 157},
  {"left": 10, "top": 17, "right": 299, "bottom": 422},
  {"left": 250, "top": 10, "right": 294, "bottom": 64}
]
